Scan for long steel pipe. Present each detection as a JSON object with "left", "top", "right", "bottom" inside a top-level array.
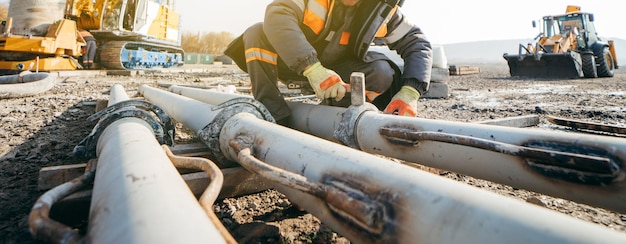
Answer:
[
  {"left": 87, "top": 84, "right": 227, "bottom": 243},
  {"left": 141, "top": 84, "right": 626, "bottom": 243},
  {"left": 168, "top": 84, "right": 626, "bottom": 214}
]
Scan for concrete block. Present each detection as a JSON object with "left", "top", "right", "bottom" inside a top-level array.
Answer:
[
  {"left": 431, "top": 67, "right": 450, "bottom": 82},
  {"left": 422, "top": 81, "right": 448, "bottom": 99}
]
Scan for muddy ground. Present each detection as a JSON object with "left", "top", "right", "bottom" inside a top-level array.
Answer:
[{"left": 1, "top": 63, "right": 626, "bottom": 243}]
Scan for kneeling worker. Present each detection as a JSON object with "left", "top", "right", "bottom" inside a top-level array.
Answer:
[{"left": 225, "top": 0, "right": 433, "bottom": 126}]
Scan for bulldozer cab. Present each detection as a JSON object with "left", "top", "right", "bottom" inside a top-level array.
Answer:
[{"left": 540, "top": 12, "right": 597, "bottom": 51}]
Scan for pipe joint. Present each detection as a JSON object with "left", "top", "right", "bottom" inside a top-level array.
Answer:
[
  {"left": 333, "top": 103, "right": 378, "bottom": 149},
  {"left": 73, "top": 100, "right": 175, "bottom": 160},
  {"left": 198, "top": 97, "right": 275, "bottom": 167}
]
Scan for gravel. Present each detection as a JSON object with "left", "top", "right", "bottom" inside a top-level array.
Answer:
[{"left": 1, "top": 63, "right": 626, "bottom": 243}]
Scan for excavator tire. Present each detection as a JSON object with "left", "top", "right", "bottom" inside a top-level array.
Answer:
[
  {"left": 596, "top": 47, "right": 615, "bottom": 78},
  {"left": 582, "top": 53, "right": 597, "bottom": 78}
]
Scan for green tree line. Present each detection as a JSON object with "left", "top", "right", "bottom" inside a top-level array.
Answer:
[
  {"left": 181, "top": 31, "right": 234, "bottom": 55},
  {"left": 0, "top": 5, "right": 7, "bottom": 20}
]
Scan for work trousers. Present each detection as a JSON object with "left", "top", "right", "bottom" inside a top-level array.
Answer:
[
  {"left": 84, "top": 40, "right": 97, "bottom": 66},
  {"left": 242, "top": 23, "right": 402, "bottom": 122}
]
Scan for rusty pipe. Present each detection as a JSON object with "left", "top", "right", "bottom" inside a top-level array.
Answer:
[
  {"left": 140, "top": 85, "right": 626, "bottom": 243},
  {"left": 166, "top": 84, "right": 626, "bottom": 214},
  {"left": 220, "top": 112, "right": 626, "bottom": 243}
]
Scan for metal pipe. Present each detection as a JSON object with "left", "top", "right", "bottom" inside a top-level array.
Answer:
[
  {"left": 108, "top": 83, "right": 130, "bottom": 106},
  {"left": 148, "top": 85, "right": 223, "bottom": 133},
  {"left": 166, "top": 85, "right": 626, "bottom": 214},
  {"left": 354, "top": 112, "right": 626, "bottom": 213},
  {"left": 140, "top": 85, "right": 626, "bottom": 243},
  {"left": 87, "top": 84, "right": 227, "bottom": 243}
]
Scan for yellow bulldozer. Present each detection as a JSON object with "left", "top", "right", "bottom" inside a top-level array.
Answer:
[
  {"left": 503, "top": 5, "right": 619, "bottom": 78},
  {"left": 0, "top": 0, "right": 184, "bottom": 74}
]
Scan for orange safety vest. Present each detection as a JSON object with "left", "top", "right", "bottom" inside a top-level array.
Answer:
[{"left": 302, "top": 0, "right": 396, "bottom": 41}]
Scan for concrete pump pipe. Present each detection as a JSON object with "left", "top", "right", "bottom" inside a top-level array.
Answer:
[
  {"left": 140, "top": 84, "right": 626, "bottom": 244},
  {"left": 85, "top": 84, "right": 228, "bottom": 243},
  {"left": 167, "top": 84, "right": 626, "bottom": 215}
]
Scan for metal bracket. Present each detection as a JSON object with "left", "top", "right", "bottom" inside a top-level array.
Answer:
[
  {"left": 73, "top": 100, "right": 175, "bottom": 160},
  {"left": 229, "top": 138, "right": 391, "bottom": 238},
  {"left": 380, "top": 126, "right": 622, "bottom": 185},
  {"left": 198, "top": 97, "right": 275, "bottom": 167}
]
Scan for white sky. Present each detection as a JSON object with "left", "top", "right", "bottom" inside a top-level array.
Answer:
[
  {"left": 175, "top": 0, "right": 625, "bottom": 45},
  {"left": 0, "top": 0, "right": 622, "bottom": 45}
]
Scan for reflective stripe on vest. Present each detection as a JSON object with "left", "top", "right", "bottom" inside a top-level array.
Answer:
[
  {"left": 300, "top": 0, "right": 332, "bottom": 35},
  {"left": 375, "top": 5, "right": 398, "bottom": 38},
  {"left": 245, "top": 48, "right": 278, "bottom": 65},
  {"left": 365, "top": 90, "right": 381, "bottom": 102},
  {"left": 340, "top": 32, "right": 350, "bottom": 45},
  {"left": 382, "top": 6, "right": 414, "bottom": 44}
]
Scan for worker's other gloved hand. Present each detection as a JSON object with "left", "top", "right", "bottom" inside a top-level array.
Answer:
[
  {"left": 384, "top": 85, "right": 420, "bottom": 117},
  {"left": 303, "top": 62, "right": 347, "bottom": 101}
]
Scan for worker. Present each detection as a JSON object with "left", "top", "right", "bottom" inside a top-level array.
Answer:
[
  {"left": 79, "top": 29, "right": 97, "bottom": 69},
  {"left": 224, "top": 0, "right": 432, "bottom": 126}
]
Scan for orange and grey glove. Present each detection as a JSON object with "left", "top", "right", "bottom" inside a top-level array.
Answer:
[
  {"left": 303, "top": 62, "right": 347, "bottom": 101},
  {"left": 384, "top": 85, "right": 420, "bottom": 117}
]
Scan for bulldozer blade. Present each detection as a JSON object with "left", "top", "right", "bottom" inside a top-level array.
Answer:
[{"left": 504, "top": 52, "right": 583, "bottom": 78}]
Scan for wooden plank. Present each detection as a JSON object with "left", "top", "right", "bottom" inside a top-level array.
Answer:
[
  {"left": 38, "top": 143, "right": 212, "bottom": 190},
  {"left": 476, "top": 115, "right": 540, "bottom": 128},
  {"left": 106, "top": 70, "right": 144, "bottom": 76},
  {"left": 38, "top": 163, "right": 88, "bottom": 190},
  {"left": 184, "top": 167, "right": 272, "bottom": 200},
  {"left": 61, "top": 167, "right": 272, "bottom": 203},
  {"left": 546, "top": 115, "right": 626, "bottom": 135},
  {"left": 39, "top": 143, "right": 270, "bottom": 198},
  {"left": 56, "top": 70, "right": 107, "bottom": 78},
  {"left": 449, "top": 65, "right": 480, "bottom": 75}
]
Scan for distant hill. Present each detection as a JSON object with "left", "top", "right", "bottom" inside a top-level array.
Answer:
[{"left": 442, "top": 38, "right": 626, "bottom": 66}]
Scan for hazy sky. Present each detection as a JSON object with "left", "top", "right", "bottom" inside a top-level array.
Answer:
[
  {"left": 1, "top": 0, "right": 622, "bottom": 44},
  {"left": 175, "top": 0, "right": 624, "bottom": 45}
]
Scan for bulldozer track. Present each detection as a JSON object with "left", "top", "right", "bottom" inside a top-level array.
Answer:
[{"left": 99, "top": 41, "right": 185, "bottom": 70}]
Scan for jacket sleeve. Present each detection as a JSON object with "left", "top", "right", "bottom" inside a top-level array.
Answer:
[
  {"left": 263, "top": 0, "right": 320, "bottom": 74},
  {"left": 383, "top": 7, "right": 433, "bottom": 95}
]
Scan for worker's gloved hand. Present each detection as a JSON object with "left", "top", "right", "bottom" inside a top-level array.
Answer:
[
  {"left": 303, "top": 62, "right": 347, "bottom": 101},
  {"left": 384, "top": 85, "right": 420, "bottom": 117}
]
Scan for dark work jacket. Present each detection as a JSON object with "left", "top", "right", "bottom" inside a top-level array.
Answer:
[{"left": 226, "top": 0, "right": 432, "bottom": 93}]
